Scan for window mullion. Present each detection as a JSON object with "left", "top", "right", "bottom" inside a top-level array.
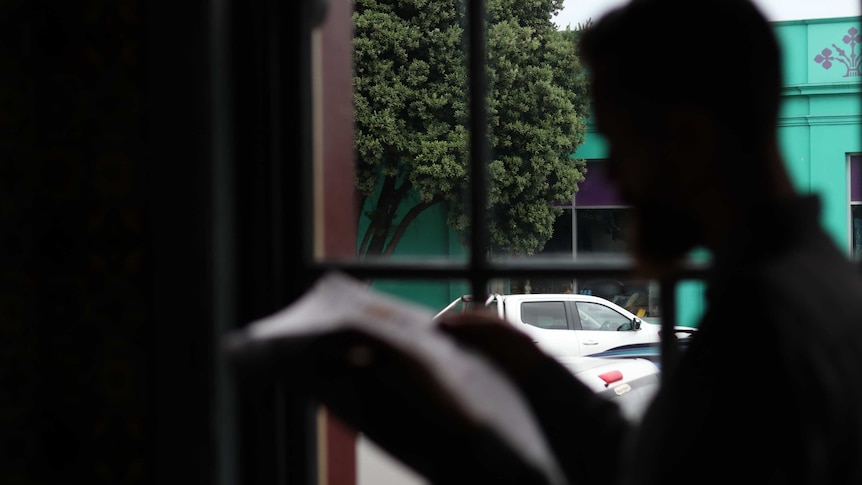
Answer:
[{"left": 467, "top": 0, "right": 491, "bottom": 299}]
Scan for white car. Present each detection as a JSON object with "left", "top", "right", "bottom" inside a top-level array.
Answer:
[
  {"left": 562, "top": 355, "right": 661, "bottom": 422},
  {"left": 434, "top": 293, "right": 697, "bottom": 361}
]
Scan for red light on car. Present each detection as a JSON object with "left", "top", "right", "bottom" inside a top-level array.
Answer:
[{"left": 598, "top": 370, "right": 623, "bottom": 386}]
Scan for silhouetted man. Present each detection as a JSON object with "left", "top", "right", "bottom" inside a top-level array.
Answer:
[{"left": 440, "top": 0, "right": 862, "bottom": 483}]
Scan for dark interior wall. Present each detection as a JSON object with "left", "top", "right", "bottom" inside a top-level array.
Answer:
[
  {"left": 146, "top": 0, "right": 218, "bottom": 483},
  {"left": 0, "top": 0, "right": 224, "bottom": 480},
  {"left": 0, "top": 0, "right": 320, "bottom": 482},
  {"left": 0, "top": 0, "right": 156, "bottom": 482}
]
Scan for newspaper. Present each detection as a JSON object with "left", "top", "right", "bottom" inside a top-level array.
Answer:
[{"left": 226, "top": 271, "right": 567, "bottom": 485}]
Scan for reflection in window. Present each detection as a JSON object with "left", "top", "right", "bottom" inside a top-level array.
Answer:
[
  {"left": 575, "top": 208, "right": 628, "bottom": 256},
  {"left": 522, "top": 160, "right": 660, "bottom": 318},
  {"left": 576, "top": 302, "right": 630, "bottom": 331}
]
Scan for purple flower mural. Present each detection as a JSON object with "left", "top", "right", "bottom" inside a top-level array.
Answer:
[{"left": 814, "top": 26, "right": 861, "bottom": 78}]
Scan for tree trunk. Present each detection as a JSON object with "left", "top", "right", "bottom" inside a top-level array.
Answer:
[
  {"left": 383, "top": 197, "right": 443, "bottom": 256},
  {"left": 360, "top": 175, "right": 412, "bottom": 257}
]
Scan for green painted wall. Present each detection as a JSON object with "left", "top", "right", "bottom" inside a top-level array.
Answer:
[
  {"left": 775, "top": 17, "right": 862, "bottom": 247},
  {"left": 359, "top": 197, "right": 469, "bottom": 311},
  {"left": 361, "top": 16, "right": 862, "bottom": 319},
  {"left": 612, "top": 17, "right": 862, "bottom": 326}
]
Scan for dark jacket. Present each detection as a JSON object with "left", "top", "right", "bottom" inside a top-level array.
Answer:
[{"left": 518, "top": 196, "right": 862, "bottom": 485}]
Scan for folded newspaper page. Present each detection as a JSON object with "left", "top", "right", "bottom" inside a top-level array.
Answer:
[{"left": 226, "top": 271, "right": 567, "bottom": 485}]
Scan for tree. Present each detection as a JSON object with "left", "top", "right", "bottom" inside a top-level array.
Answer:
[{"left": 354, "top": 0, "right": 589, "bottom": 258}]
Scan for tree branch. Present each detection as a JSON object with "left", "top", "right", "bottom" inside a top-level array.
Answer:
[
  {"left": 383, "top": 196, "right": 444, "bottom": 256},
  {"left": 366, "top": 177, "right": 413, "bottom": 256}
]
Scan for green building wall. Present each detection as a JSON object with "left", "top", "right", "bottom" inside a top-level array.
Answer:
[
  {"left": 635, "top": 16, "right": 862, "bottom": 326},
  {"left": 358, "top": 198, "right": 470, "bottom": 311},
  {"left": 362, "top": 16, "right": 862, "bottom": 319},
  {"left": 776, "top": 17, "right": 862, "bottom": 245}
]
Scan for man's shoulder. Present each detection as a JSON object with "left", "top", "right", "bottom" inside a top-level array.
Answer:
[{"left": 705, "top": 231, "right": 862, "bottom": 347}]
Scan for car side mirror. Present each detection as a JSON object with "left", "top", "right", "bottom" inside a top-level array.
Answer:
[{"left": 632, "top": 317, "right": 642, "bottom": 331}]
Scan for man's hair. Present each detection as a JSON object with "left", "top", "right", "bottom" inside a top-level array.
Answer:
[{"left": 579, "top": 0, "right": 782, "bottom": 149}]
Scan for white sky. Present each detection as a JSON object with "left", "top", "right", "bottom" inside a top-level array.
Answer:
[{"left": 553, "top": 0, "right": 862, "bottom": 29}]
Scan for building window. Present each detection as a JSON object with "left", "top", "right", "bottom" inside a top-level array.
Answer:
[
  {"left": 532, "top": 160, "right": 661, "bottom": 318},
  {"left": 851, "top": 154, "right": 861, "bottom": 261}
]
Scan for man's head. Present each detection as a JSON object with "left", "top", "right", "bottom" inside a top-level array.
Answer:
[{"left": 578, "top": 0, "right": 786, "bottom": 276}]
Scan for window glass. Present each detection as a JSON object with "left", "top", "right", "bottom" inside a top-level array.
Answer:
[
  {"left": 851, "top": 154, "right": 861, "bottom": 261},
  {"left": 853, "top": 204, "right": 861, "bottom": 260},
  {"left": 576, "top": 301, "right": 630, "bottom": 331},
  {"left": 365, "top": 278, "right": 472, "bottom": 316},
  {"left": 350, "top": 0, "right": 471, "bottom": 264},
  {"left": 575, "top": 208, "right": 628, "bottom": 256},
  {"left": 520, "top": 301, "right": 569, "bottom": 329},
  {"left": 308, "top": 0, "right": 862, "bottom": 483}
]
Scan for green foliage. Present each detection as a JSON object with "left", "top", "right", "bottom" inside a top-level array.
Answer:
[{"left": 354, "top": 0, "right": 589, "bottom": 257}]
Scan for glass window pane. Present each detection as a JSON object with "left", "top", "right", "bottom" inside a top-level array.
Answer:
[
  {"left": 575, "top": 302, "right": 630, "bottom": 331},
  {"left": 305, "top": 0, "right": 862, "bottom": 483},
  {"left": 575, "top": 208, "right": 628, "bottom": 256},
  {"left": 853, "top": 204, "right": 861, "bottom": 260},
  {"left": 371, "top": 278, "right": 470, "bottom": 314},
  {"left": 852, "top": 155, "right": 861, "bottom": 261},
  {"left": 348, "top": 0, "right": 472, "bottom": 262},
  {"left": 520, "top": 301, "right": 569, "bottom": 329}
]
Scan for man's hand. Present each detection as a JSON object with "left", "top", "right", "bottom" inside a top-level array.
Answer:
[{"left": 299, "top": 327, "right": 554, "bottom": 485}]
